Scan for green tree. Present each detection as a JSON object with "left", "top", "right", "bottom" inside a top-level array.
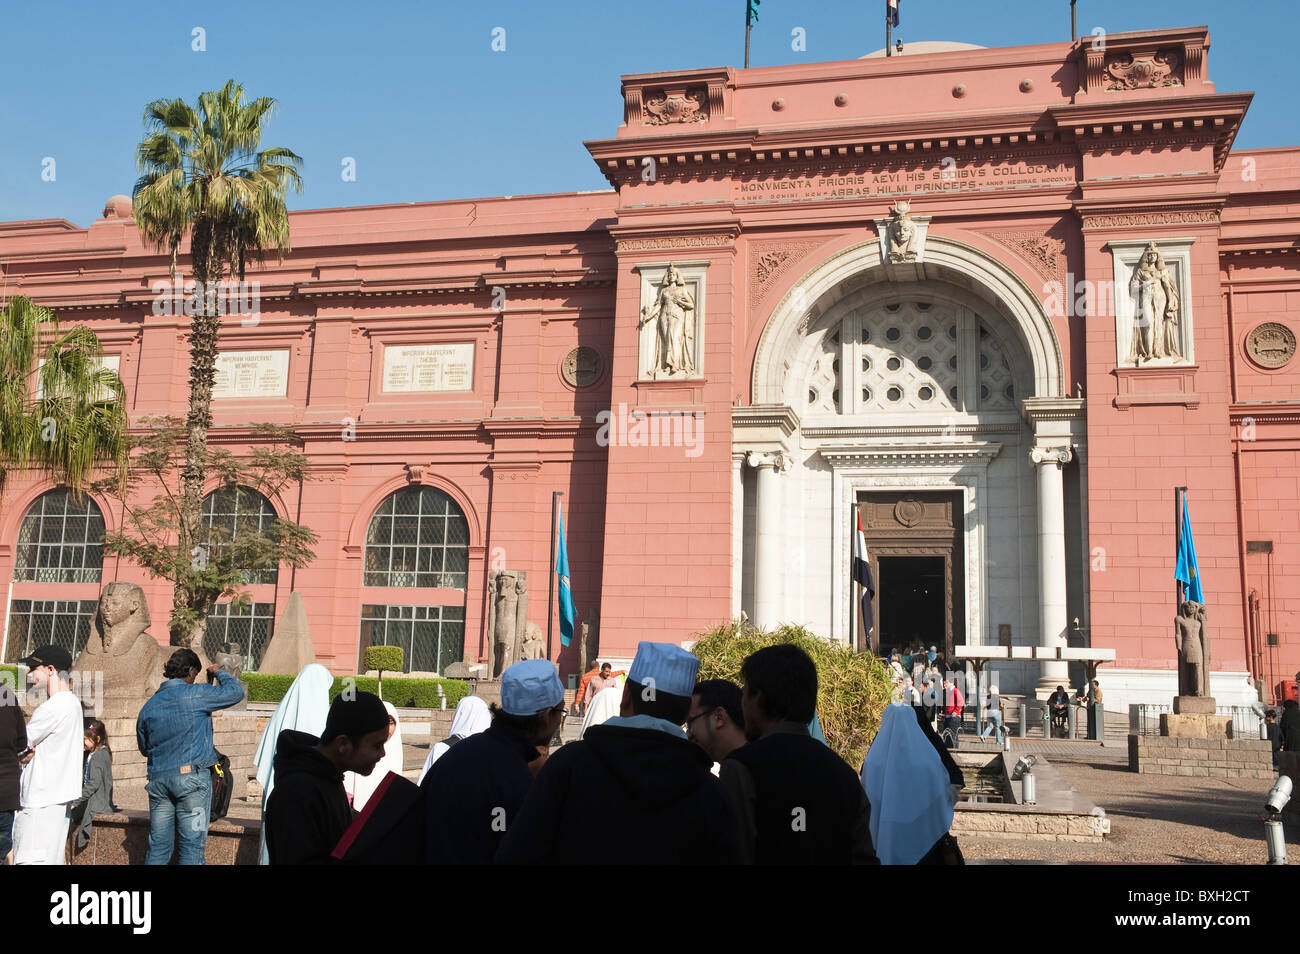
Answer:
[
  {"left": 95, "top": 417, "right": 318, "bottom": 648},
  {"left": 691, "top": 620, "right": 895, "bottom": 769},
  {"left": 131, "top": 80, "right": 303, "bottom": 647},
  {"left": 0, "top": 295, "right": 128, "bottom": 498}
]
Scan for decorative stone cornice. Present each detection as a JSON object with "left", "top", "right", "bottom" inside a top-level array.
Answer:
[
  {"left": 614, "top": 233, "right": 736, "bottom": 252},
  {"left": 1080, "top": 208, "right": 1221, "bottom": 230},
  {"left": 818, "top": 442, "right": 1002, "bottom": 468},
  {"left": 732, "top": 403, "right": 800, "bottom": 437},
  {"left": 802, "top": 422, "right": 1022, "bottom": 440},
  {"left": 1021, "top": 396, "right": 1086, "bottom": 425}
]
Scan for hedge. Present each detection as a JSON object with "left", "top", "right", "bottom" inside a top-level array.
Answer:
[
  {"left": 240, "top": 673, "right": 471, "bottom": 710},
  {"left": 0, "top": 664, "right": 19, "bottom": 688},
  {"left": 691, "top": 620, "right": 894, "bottom": 771}
]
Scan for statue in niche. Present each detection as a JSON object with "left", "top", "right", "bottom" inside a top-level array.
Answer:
[
  {"left": 1175, "top": 600, "right": 1210, "bottom": 698},
  {"left": 886, "top": 200, "right": 922, "bottom": 263},
  {"left": 1127, "top": 242, "right": 1181, "bottom": 364},
  {"left": 639, "top": 265, "right": 696, "bottom": 377}
]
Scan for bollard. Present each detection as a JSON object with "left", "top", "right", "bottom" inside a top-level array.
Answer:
[
  {"left": 1265, "top": 819, "right": 1287, "bottom": 865},
  {"left": 1042, "top": 706, "right": 1051, "bottom": 739},
  {"left": 1019, "top": 703, "right": 1028, "bottom": 739},
  {"left": 1067, "top": 704, "right": 1077, "bottom": 739}
]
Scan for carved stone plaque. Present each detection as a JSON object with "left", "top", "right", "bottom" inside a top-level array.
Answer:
[
  {"left": 382, "top": 343, "right": 474, "bottom": 393},
  {"left": 561, "top": 347, "right": 603, "bottom": 388},
  {"left": 212, "top": 349, "right": 289, "bottom": 400},
  {"left": 1245, "top": 322, "right": 1296, "bottom": 370}
]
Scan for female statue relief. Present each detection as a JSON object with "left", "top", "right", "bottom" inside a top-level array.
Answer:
[
  {"left": 639, "top": 265, "right": 695, "bottom": 377},
  {"left": 1127, "top": 243, "right": 1181, "bottom": 363}
]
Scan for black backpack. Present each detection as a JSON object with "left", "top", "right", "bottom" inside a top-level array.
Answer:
[{"left": 209, "top": 750, "right": 233, "bottom": 823}]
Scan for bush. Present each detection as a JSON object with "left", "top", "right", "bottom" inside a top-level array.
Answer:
[
  {"left": 240, "top": 672, "right": 471, "bottom": 710},
  {"left": 691, "top": 620, "right": 894, "bottom": 770},
  {"left": 364, "top": 645, "right": 403, "bottom": 675}
]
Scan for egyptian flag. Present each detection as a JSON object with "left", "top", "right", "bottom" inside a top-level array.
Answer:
[
  {"left": 887, "top": 0, "right": 900, "bottom": 27},
  {"left": 853, "top": 511, "right": 876, "bottom": 638}
]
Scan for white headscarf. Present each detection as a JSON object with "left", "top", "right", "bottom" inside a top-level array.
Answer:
[
  {"left": 418, "top": 695, "right": 490, "bottom": 784},
  {"left": 861, "top": 702, "right": 955, "bottom": 865},
  {"left": 344, "top": 701, "right": 403, "bottom": 811},
  {"left": 253, "top": 663, "right": 334, "bottom": 865},
  {"left": 580, "top": 685, "right": 623, "bottom": 739}
]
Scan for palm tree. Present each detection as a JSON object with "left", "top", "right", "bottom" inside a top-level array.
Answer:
[
  {"left": 132, "top": 79, "right": 303, "bottom": 649},
  {"left": 0, "top": 295, "right": 129, "bottom": 497}
]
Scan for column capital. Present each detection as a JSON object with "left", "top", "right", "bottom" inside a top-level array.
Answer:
[
  {"left": 746, "top": 450, "right": 793, "bottom": 474},
  {"left": 1029, "top": 445, "right": 1073, "bottom": 467}
]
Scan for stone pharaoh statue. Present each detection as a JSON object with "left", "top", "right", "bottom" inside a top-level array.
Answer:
[
  {"left": 1128, "top": 242, "right": 1181, "bottom": 363},
  {"left": 1175, "top": 600, "right": 1210, "bottom": 698},
  {"left": 639, "top": 265, "right": 696, "bottom": 377}
]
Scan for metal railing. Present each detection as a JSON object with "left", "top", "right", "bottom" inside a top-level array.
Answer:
[{"left": 1129, "top": 703, "right": 1265, "bottom": 738}]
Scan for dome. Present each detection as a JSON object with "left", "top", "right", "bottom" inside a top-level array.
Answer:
[
  {"left": 102, "top": 195, "right": 133, "bottom": 219},
  {"left": 861, "top": 40, "right": 985, "bottom": 58}
]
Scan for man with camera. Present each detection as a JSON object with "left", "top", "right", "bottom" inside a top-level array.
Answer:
[{"left": 136, "top": 648, "right": 245, "bottom": 865}]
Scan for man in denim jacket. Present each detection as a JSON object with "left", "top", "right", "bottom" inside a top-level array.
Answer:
[{"left": 136, "top": 648, "right": 245, "bottom": 864}]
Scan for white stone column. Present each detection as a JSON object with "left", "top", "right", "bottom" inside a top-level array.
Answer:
[
  {"left": 1031, "top": 445, "right": 1072, "bottom": 693},
  {"left": 731, "top": 453, "right": 745, "bottom": 619},
  {"left": 748, "top": 451, "right": 790, "bottom": 629}
]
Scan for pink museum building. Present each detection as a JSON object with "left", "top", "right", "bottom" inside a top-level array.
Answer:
[{"left": 2, "top": 25, "right": 1298, "bottom": 709}]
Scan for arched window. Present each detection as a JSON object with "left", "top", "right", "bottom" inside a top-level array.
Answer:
[
  {"left": 200, "top": 486, "right": 279, "bottom": 671},
  {"left": 6, "top": 489, "right": 105, "bottom": 663},
  {"left": 363, "top": 486, "right": 468, "bottom": 589},
  {"left": 201, "top": 486, "right": 279, "bottom": 585},
  {"left": 14, "top": 489, "right": 105, "bottom": 583},
  {"left": 359, "top": 486, "right": 469, "bottom": 675}
]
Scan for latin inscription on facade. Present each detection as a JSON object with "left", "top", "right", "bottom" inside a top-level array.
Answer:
[
  {"left": 733, "top": 159, "right": 1076, "bottom": 202},
  {"left": 212, "top": 350, "right": 289, "bottom": 400},
  {"left": 381, "top": 343, "right": 474, "bottom": 393}
]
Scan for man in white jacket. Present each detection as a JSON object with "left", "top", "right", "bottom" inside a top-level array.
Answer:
[{"left": 14, "top": 645, "right": 83, "bottom": 865}]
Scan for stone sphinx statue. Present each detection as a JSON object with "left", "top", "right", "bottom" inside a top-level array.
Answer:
[
  {"left": 71, "top": 581, "right": 164, "bottom": 718},
  {"left": 1175, "top": 600, "right": 1210, "bottom": 698}
]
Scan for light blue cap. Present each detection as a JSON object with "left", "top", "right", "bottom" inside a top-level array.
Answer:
[
  {"left": 500, "top": 658, "right": 565, "bottom": 716},
  {"left": 627, "top": 641, "right": 700, "bottom": 698}
]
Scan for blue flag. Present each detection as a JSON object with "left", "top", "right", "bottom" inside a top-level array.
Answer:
[
  {"left": 1175, "top": 497, "right": 1204, "bottom": 604},
  {"left": 555, "top": 500, "right": 576, "bottom": 648}
]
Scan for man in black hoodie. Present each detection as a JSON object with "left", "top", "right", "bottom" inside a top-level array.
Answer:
[
  {"left": 497, "top": 642, "right": 740, "bottom": 864},
  {"left": 264, "top": 691, "right": 390, "bottom": 864},
  {"left": 722, "top": 643, "right": 878, "bottom": 864}
]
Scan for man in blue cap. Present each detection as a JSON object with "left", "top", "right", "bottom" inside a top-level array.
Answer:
[
  {"left": 423, "top": 658, "right": 565, "bottom": 864},
  {"left": 497, "top": 641, "right": 740, "bottom": 864}
]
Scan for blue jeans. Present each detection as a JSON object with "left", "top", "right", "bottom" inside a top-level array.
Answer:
[
  {"left": 145, "top": 771, "right": 211, "bottom": 865},
  {"left": 979, "top": 712, "right": 1004, "bottom": 744}
]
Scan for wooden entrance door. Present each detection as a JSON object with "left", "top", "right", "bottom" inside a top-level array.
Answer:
[{"left": 858, "top": 491, "right": 965, "bottom": 659}]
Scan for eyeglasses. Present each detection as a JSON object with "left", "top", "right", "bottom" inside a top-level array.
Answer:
[{"left": 686, "top": 708, "right": 718, "bottom": 727}]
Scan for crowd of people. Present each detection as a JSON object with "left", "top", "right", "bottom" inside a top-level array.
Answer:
[{"left": 3, "top": 636, "right": 1299, "bottom": 866}]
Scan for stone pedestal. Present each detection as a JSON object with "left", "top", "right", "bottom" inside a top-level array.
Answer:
[
  {"left": 1173, "top": 695, "right": 1216, "bottom": 714},
  {"left": 1160, "top": 713, "right": 1233, "bottom": 738}
]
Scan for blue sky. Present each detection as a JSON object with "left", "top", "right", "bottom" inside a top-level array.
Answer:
[{"left": 1, "top": 0, "right": 1294, "bottom": 226}]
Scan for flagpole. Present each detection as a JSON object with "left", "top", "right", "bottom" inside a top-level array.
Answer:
[
  {"left": 1175, "top": 486, "right": 1187, "bottom": 607},
  {"left": 548, "top": 491, "right": 561, "bottom": 660},
  {"left": 744, "top": 0, "right": 751, "bottom": 68},
  {"left": 886, "top": 9, "right": 892, "bottom": 57}
]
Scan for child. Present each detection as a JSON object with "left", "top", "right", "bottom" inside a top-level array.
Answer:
[{"left": 70, "top": 719, "right": 115, "bottom": 851}]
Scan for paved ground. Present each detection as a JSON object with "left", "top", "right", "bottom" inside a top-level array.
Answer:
[{"left": 962, "top": 756, "right": 1298, "bottom": 864}]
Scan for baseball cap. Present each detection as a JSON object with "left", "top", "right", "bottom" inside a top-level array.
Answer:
[{"left": 19, "top": 645, "right": 73, "bottom": 672}]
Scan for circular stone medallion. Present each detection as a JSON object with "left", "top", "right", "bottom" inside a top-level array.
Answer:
[
  {"left": 1245, "top": 322, "right": 1296, "bottom": 369},
  {"left": 894, "top": 497, "right": 924, "bottom": 527},
  {"left": 562, "top": 347, "right": 603, "bottom": 387}
]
